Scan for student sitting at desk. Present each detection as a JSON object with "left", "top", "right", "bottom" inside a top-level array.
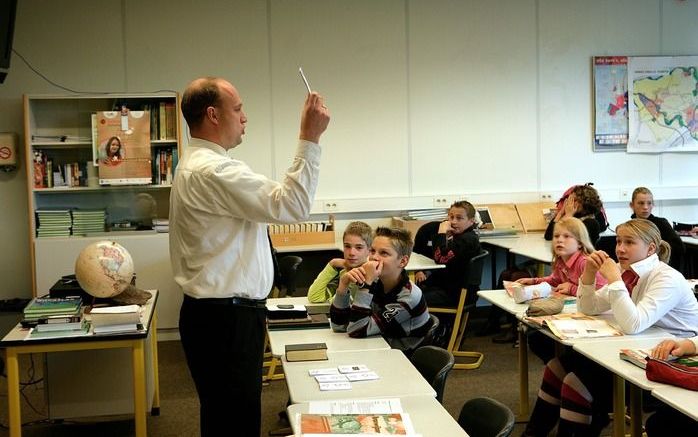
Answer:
[
  {"left": 544, "top": 183, "right": 608, "bottom": 245},
  {"left": 329, "top": 227, "right": 433, "bottom": 352},
  {"left": 645, "top": 337, "right": 698, "bottom": 436},
  {"left": 629, "top": 186, "right": 685, "bottom": 271},
  {"left": 517, "top": 217, "right": 608, "bottom": 362},
  {"left": 523, "top": 219, "right": 698, "bottom": 437},
  {"left": 307, "top": 221, "right": 372, "bottom": 303},
  {"left": 413, "top": 200, "right": 481, "bottom": 307}
]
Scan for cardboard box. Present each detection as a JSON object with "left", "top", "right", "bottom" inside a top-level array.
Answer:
[
  {"left": 270, "top": 231, "right": 335, "bottom": 247},
  {"left": 392, "top": 217, "right": 431, "bottom": 236}
]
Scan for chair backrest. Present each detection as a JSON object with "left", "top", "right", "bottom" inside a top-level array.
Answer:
[
  {"left": 277, "top": 255, "right": 303, "bottom": 297},
  {"left": 409, "top": 344, "right": 455, "bottom": 403},
  {"left": 458, "top": 397, "right": 515, "bottom": 437},
  {"left": 463, "top": 249, "right": 489, "bottom": 306}
]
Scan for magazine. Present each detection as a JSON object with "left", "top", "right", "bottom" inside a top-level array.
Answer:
[
  {"left": 620, "top": 348, "right": 698, "bottom": 369},
  {"left": 95, "top": 109, "right": 152, "bottom": 185},
  {"left": 299, "top": 413, "right": 415, "bottom": 436},
  {"left": 523, "top": 312, "right": 622, "bottom": 340}
]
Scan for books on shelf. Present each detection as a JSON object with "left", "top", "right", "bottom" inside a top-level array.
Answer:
[
  {"left": 619, "top": 348, "right": 698, "bottom": 369},
  {"left": 71, "top": 208, "right": 106, "bottom": 236},
  {"left": 523, "top": 313, "right": 622, "bottom": 340},
  {"left": 33, "top": 314, "right": 83, "bottom": 332},
  {"left": 286, "top": 342, "right": 328, "bottom": 362}
]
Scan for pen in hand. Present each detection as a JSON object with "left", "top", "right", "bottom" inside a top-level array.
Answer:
[{"left": 299, "top": 67, "right": 312, "bottom": 94}]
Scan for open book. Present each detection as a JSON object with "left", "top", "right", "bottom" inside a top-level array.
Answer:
[
  {"left": 299, "top": 413, "right": 415, "bottom": 435},
  {"left": 620, "top": 348, "right": 698, "bottom": 369},
  {"left": 523, "top": 313, "right": 622, "bottom": 340}
]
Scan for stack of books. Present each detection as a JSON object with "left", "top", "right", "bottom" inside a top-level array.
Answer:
[
  {"left": 22, "top": 296, "right": 89, "bottom": 339},
  {"left": 71, "top": 208, "right": 106, "bottom": 236},
  {"left": 89, "top": 304, "right": 142, "bottom": 334},
  {"left": 35, "top": 208, "right": 72, "bottom": 237}
]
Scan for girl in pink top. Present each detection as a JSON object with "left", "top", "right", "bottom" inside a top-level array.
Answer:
[{"left": 516, "top": 217, "right": 607, "bottom": 296}]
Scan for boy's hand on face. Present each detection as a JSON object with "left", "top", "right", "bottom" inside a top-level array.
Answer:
[
  {"left": 342, "top": 268, "right": 366, "bottom": 289},
  {"left": 329, "top": 258, "right": 346, "bottom": 269},
  {"left": 362, "top": 260, "right": 382, "bottom": 284},
  {"left": 438, "top": 220, "right": 452, "bottom": 235}
]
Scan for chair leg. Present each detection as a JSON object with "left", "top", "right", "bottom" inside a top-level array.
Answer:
[
  {"left": 452, "top": 312, "right": 485, "bottom": 370},
  {"left": 262, "top": 332, "right": 285, "bottom": 381}
]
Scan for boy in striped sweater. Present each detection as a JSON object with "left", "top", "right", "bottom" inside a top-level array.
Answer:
[{"left": 330, "top": 226, "right": 433, "bottom": 352}]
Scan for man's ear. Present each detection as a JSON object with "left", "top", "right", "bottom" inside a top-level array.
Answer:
[{"left": 206, "top": 106, "right": 218, "bottom": 124}]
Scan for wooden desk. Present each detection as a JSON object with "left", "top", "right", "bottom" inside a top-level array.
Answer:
[
  {"left": 287, "top": 395, "right": 467, "bottom": 437},
  {"left": 283, "top": 349, "right": 436, "bottom": 404},
  {"left": 0, "top": 291, "right": 160, "bottom": 437}
]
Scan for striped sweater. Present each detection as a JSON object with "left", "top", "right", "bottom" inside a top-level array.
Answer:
[{"left": 330, "top": 271, "right": 432, "bottom": 351}]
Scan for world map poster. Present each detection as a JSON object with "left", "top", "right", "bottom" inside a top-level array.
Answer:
[
  {"left": 593, "top": 56, "right": 628, "bottom": 151},
  {"left": 628, "top": 56, "right": 698, "bottom": 153}
]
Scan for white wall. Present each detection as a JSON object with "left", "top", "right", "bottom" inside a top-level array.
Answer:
[{"left": 1, "top": 0, "right": 697, "bottom": 300}]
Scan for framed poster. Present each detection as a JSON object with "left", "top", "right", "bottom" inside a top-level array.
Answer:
[
  {"left": 95, "top": 109, "right": 152, "bottom": 185},
  {"left": 592, "top": 56, "right": 628, "bottom": 152}
]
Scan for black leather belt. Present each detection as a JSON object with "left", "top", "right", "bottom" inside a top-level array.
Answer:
[{"left": 184, "top": 294, "right": 267, "bottom": 309}]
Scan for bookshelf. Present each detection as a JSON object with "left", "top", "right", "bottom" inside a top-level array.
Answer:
[{"left": 23, "top": 93, "right": 181, "bottom": 302}]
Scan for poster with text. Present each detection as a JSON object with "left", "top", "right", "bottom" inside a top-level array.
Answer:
[{"left": 593, "top": 56, "right": 628, "bottom": 152}]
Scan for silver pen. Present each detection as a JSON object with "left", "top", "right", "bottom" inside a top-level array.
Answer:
[{"left": 298, "top": 67, "right": 312, "bottom": 94}]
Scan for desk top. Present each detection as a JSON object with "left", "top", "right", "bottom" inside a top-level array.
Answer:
[
  {"left": 682, "top": 235, "right": 698, "bottom": 247},
  {"left": 406, "top": 252, "right": 446, "bottom": 272},
  {"left": 268, "top": 327, "right": 390, "bottom": 357},
  {"left": 573, "top": 336, "right": 674, "bottom": 391},
  {"left": 283, "top": 349, "right": 436, "bottom": 403},
  {"left": 287, "top": 395, "right": 466, "bottom": 437},
  {"left": 651, "top": 383, "right": 698, "bottom": 421},
  {"left": 481, "top": 232, "right": 553, "bottom": 263},
  {"left": 0, "top": 290, "right": 158, "bottom": 347}
]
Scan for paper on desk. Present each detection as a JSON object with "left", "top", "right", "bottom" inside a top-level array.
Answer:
[
  {"left": 318, "top": 381, "right": 352, "bottom": 391},
  {"left": 309, "top": 368, "right": 340, "bottom": 376},
  {"left": 345, "top": 371, "right": 379, "bottom": 382},
  {"left": 91, "top": 304, "right": 140, "bottom": 314},
  {"left": 308, "top": 398, "right": 403, "bottom": 414},
  {"left": 338, "top": 364, "right": 369, "bottom": 374},
  {"left": 315, "top": 374, "right": 349, "bottom": 383}
]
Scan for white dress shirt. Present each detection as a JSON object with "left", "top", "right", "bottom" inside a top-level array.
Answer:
[
  {"left": 169, "top": 138, "right": 321, "bottom": 299},
  {"left": 578, "top": 254, "right": 698, "bottom": 336}
]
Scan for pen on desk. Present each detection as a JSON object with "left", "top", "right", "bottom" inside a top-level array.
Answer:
[{"left": 299, "top": 67, "right": 312, "bottom": 94}]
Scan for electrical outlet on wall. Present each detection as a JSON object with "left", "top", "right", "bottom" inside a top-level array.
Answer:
[
  {"left": 322, "top": 201, "right": 338, "bottom": 212},
  {"left": 433, "top": 197, "right": 449, "bottom": 207},
  {"left": 540, "top": 193, "right": 554, "bottom": 201}
]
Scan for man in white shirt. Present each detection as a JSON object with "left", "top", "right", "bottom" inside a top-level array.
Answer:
[{"left": 170, "top": 77, "right": 329, "bottom": 436}]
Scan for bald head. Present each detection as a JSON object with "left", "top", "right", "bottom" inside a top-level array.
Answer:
[{"left": 181, "top": 77, "right": 224, "bottom": 130}]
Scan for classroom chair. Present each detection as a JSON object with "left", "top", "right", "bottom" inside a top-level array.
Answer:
[
  {"left": 409, "top": 345, "right": 455, "bottom": 404},
  {"left": 458, "top": 397, "right": 515, "bottom": 437},
  {"left": 263, "top": 255, "right": 304, "bottom": 382},
  {"left": 429, "top": 249, "right": 489, "bottom": 370}
]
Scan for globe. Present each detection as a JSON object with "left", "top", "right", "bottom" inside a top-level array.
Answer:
[{"left": 75, "top": 241, "right": 135, "bottom": 298}]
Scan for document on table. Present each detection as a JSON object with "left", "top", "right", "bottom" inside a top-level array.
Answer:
[{"left": 308, "top": 398, "right": 404, "bottom": 414}]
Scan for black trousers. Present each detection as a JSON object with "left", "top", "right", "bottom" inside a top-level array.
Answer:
[{"left": 179, "top": 296, "right": 267, "bottom": 437}]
